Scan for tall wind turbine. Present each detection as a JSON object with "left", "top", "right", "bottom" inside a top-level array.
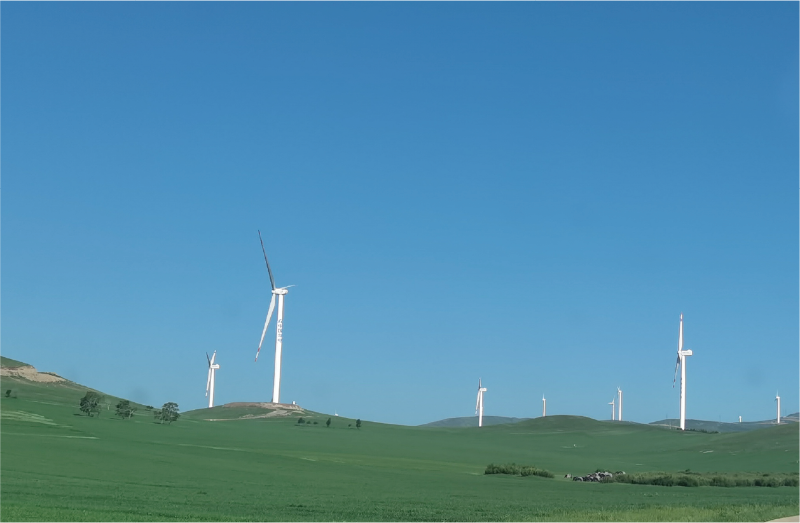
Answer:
[
  {"left": 205, "top": 351, "right": 220, "bottom": 408},
  {"left": 608, "top": 397, "right": 615, "bottom": 420},
  {"left": 255, "top": 231, "right": 293, "bottom": 404},
  {"left": 776, "top": 392, "right": 781, "bottom": 424},
  {"left": 542, "top": 395, "right": 546, "bottom": 417},
  {"left": 672, "top": 313, "right": 693, "bottom": 430},
  {"left": 475, "top": 379, "right": 487, "bottom": 427},
  {"left": 617, "top": 387, "right": 623, "bottom": 421}
]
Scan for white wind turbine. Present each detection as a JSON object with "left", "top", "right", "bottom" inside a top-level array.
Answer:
[
  {"left": 608, "top": 397, "right": 615, "bottom": 420},
  {"left": 255, "top": 231, "right": 294, "bottom": 404},
  {"left": 617, "top": 387, "right": 623, "bottom": 421},
  {"left": 475, "top": 379, "right": 487, "bottom": 427},
  {"left": 776, "top": 392, "right": 781, "bottom": 424},
  {"left": 542, "top": 395, "right": 546, "bottom": 417},
  {"left": 672, "top": 313, "right": 693, "bottom": 430},
  {"left": 205, "top": 351, "right": 220, "bottom": 408}
]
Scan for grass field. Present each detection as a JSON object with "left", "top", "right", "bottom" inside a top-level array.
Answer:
[{"left": 1, "top": 369, "right": 798, "bottom": 521}]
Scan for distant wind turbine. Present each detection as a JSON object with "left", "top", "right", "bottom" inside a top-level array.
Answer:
[
  {"left": 542, "top": 395, "right": 546, "bottom": 417},
  {"left": 609, "top": 397, "right": 615, "bottom": 420},
  {"left": 617, "top": 387, "right": 623, "bottom": 421},
  {"left": 776, "top": 392, "right": 781, "bottom": 424},
  {"left": 672, "top": 313, "right": 693, "bottom": 430},
  {"left": 475, "top": 379, "right": 487, "bottom": 427},
  {"left": 255, "top": 231, "right": 294, "bottom": 404},
  {"left": 205, "top": 351, "right": 220, "bottom": 408}
]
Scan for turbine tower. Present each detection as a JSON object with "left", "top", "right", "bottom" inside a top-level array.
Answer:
[
  {"left": 609, "top": 397, "right": 615, "bottom": 420},
  {"left": 542, "top": 395, "right": 546, "bottom": 417},
  {"left": 776, "top": 392, "right": 781, "bottom": 424},
  {"left": 617, "top": 387, "right": 623, "bottom": 421},
  {"left": 475, "top": 379, "right": 487, "bottom": 427},
  {"left": 255, "top": 231, "right": 293, "bottom": 404},
  {"left": 205, "top": 351, "right": 220, "bottom": 408},
  {"left": 672, "top": 313, "right": 693, "bottom": 430}
]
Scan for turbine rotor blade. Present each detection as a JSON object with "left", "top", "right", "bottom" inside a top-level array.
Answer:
[
  {"left": 672, "top": 355, "right": 680, "bottom": 387},
  {"left": 258, "top": 230, "right": 276, "bottom": 291},
  {"left": 210, "top": 351, "right": 216, "bottom": 365},
  {"left": 255, "top": 294, "right": 277, "bottom": 362},
  {"left": 206, "top": 352, "right": 211, "bottom": 367},
  {"left": 206, "top": 368, "right": 212, "bottom": 395}
]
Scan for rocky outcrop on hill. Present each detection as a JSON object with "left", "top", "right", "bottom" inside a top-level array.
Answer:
[
  {"left": 572, "top": 471, "right": 622, "bottom": 482},
  {"left": 0, "top": 365, "right": 65, "bottom": 383}
]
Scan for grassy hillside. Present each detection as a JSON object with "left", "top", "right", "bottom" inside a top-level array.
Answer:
[
  {"left": 650, "top": 417, "right": 799, "bottom": 433},
  {"left": 1, "top": 355, "right": 30, "bottom": 368},
  {"left": 2, "top": 361, "right": 798, "bottom": 521},
  {"left": 419, "top": 415, "right": 530, "bottom": 428}
]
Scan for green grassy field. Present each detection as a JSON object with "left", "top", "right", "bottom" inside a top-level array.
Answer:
[{"left": 1, "top": 369, "right": 798, "bottom": 521}]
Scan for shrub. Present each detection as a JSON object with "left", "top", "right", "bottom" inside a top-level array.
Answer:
[
  {"left": 485, "top": 463, "right": 553, "bottom": 479},
  {"left": 297, "top": 417, "right": 305, "bottom": 424}
]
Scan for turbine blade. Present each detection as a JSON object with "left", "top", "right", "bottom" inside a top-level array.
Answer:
[
  {"left": 206, "top": 352, "right": 211, "bottom": 367},
  {"left": 476, "top": 391, "right": 481, "bottom": 414},
  {"left": 206, "top": 368, "right": 212, "bottom": 395},
  {"left": 210, "top": 351, "right": 216, "bottom": 365},
  {"left": 672, "top": 355, "right": 680, "bottom": 387},
  {"left": 258, "top": 230, "right": 276, "bottom": 291},
  {"left": 255, "top": 294, "right": 277, "bottom": 362}
]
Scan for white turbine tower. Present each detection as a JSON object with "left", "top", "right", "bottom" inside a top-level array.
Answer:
[
  {"left": 475, "top": 379, "right": 487, "bottom": 427},
  {"left": 617, "top": 387, "right": 623, "bottom": 421},
  {"left": 672, "top": 313, "right": 693, "bottom": 430},
  {"left": 776, "top": 392, "right": 781, "bottom": 424},
  {"left": 205, "top": 351, "right": 220, "bottom": 408},
  {"left": 255, "top": 231, "right": 293, "bottom": 404},
  {"left": 542, "top": 395, "right": 546, "bottom": 417},
  {"left": 609, "top": 397, "right": 615, "bottom": 420}
]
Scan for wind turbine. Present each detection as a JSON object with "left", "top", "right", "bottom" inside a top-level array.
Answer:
[
  {"left": 672, "top": 313, "right": 693, "bottom": 430},
  {"left": 608, "top": 397, "right": 615, "bottom": 420},
  {"left": 255, "top": 231, "right": 294, "bottom": 404},
  {"left": 542, "top": 395, "right": 546, "bottom": 417},
  {"left": 776, "top": 392, "right": 781, "bottom": 424},
  {"left": 617, "top": 387, "right": 623, "bottom": 421},
  {"left": 205, "top": 351, "right": 220, "bottom": 408},
  {"left": 475, "top": 379, "right": 487, "bottom": 427}
]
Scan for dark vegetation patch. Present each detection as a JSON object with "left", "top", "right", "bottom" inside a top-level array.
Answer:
[
  {"left": 583, "top": 470, "right": 799, "bottom": 488},
  {"left": 485, "top": 463, "right": 554, "bottom": 478}
]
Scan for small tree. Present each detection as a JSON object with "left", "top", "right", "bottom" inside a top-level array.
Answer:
[
  {"left": 356, "top": 419, "right": 362, "bottom": 430},
  {"left": 80, "top": 392, "right": 103, "bottom": 417},
  {"left": 297, "top": 417, "right": 305, "bottom": 424},
  {"left": 326, "top": 417, "right": 331, "bottom": 428},
  {"left": 158, "top": 402, "right": 180, "bottom": 424},
  {"left": 115, "top": 399, "right": 137, "bottom": 419},
  {"left": 5, "top": 390, "right": 11, "bottom": 398}
]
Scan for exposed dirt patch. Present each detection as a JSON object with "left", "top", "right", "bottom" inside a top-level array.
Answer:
[
  {"left": 204, "top": 402, "right": 305, "bottom": 421},
  {"left": 222, "top": 402, "right": 303, "bottom": 411},
  {"left": 0, "top": 365, "right": 66, "bottom": 383}
]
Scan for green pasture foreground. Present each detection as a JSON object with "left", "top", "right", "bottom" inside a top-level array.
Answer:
[{"left": 1, "top": 379, "right": 798, "bottom": 521}]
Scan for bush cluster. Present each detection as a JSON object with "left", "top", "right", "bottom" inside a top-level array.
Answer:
[
  {"left": 485, "top": 463, "right": 554, "bottom": 479},
  {"left": 608, "top": 472, "right": 798, "bottom": 488}
]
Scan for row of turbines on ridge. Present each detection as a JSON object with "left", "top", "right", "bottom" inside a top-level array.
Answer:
[{"left": 205, "top": 233, "right": 786, "bottom": 430}]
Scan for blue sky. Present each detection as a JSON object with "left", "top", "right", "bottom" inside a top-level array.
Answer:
[{"left": 2, "top": 2, "right": 797, "bottom": 426}]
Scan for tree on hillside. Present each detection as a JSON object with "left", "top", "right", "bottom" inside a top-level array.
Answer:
[
  {"left": 115, "top": 399, "right": 137, "bottom": 419},
  {"left": 157, "top": 402, "right": 180, "bottom": 424},
  {"left": 326, "top": 417, "right": 331, "bottom": 428},
  {"left": 79, "top": 392, "right": 103, "bottom": 417},
  {"left": 356, "top": 419, "right": 361, "bottom": 430}
]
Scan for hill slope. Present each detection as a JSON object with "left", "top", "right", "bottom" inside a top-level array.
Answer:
[{"left": 419, "top": 415, "right": 530, "bottom": 427}]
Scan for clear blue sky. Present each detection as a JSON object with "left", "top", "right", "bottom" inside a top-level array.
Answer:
[{"left": 3, "top": 2, "right": 797, "bottom": 426}]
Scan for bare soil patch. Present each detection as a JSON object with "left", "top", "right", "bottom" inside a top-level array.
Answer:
[{"left": 0, "top": 365, "right": 65, "bottom": 383}]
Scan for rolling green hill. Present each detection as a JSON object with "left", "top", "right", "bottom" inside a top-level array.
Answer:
[
  {"left": 2, "top": 356, "right": 798, "bottom": 521},
  {"left": 419, "top": 415, "right": 530, "bottom": 427}
]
